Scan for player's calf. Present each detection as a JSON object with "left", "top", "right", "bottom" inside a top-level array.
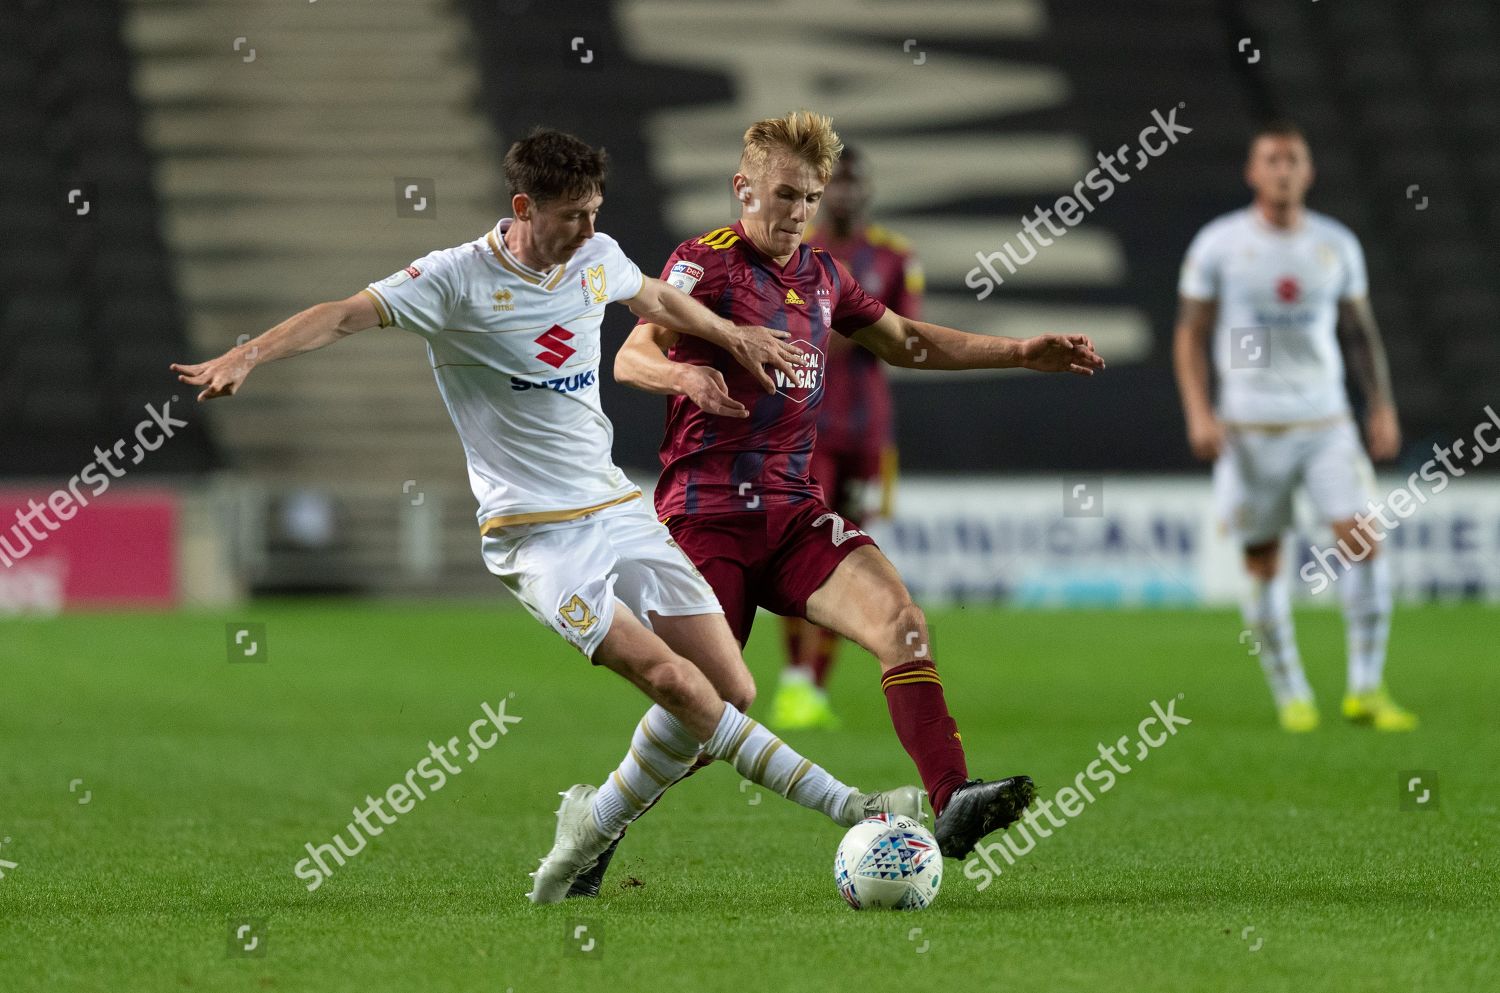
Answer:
[{"left": 878, "top": 599, "right": 930, "bottom": 669}]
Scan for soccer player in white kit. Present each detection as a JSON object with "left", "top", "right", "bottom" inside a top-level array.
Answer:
[
  {"left": 1173, "top": 121, "right": 1416, "bottom": 733},
  {"left": 173, "top": 128, "right": 923, "bottom": 902}
]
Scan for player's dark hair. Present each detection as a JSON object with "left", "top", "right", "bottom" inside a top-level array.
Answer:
[
  {"left": 1250, "top": 119, "right": 1307, "bottom": 151},
  {"left": 504, "top": 127, "right": 608, "bottom": 205}
]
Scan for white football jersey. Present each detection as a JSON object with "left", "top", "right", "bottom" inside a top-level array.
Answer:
[
  {"left": 364, "top": 219, "right": 645, "bottom": 534},
  {"left": 1179, "top": 207, "right": 1368, "bottom": 425}
]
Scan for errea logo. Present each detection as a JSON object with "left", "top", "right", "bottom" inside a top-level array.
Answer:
[{"left": 534, "top": 326, "right": 576, "bottom": 368}]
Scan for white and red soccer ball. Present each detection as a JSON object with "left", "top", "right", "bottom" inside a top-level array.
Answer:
[{"left": 834, "top": 813, "right": 942, "bottom": 910}]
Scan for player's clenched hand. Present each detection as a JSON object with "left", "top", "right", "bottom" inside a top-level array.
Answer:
[
  {"left": 676, "top": 364, "right": 748, "bottom": 418},
  {"left": 1187, "top": 414, "right": 1223, "bottom": 462},
  {"left": 1019, "top": 334, "right": 1105, "bottom": 376},
  {"left": 171, "top": 347, "right": 255, "bottom": 402},
  {"left": 725, "top": 325, "right": 806, "bottom": 394}
]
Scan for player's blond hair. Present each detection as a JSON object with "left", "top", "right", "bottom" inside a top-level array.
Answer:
[{"left": 740, "top": 111, "right": 843, "bottom": 182}]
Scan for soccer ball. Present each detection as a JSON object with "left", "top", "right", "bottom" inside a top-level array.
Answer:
[{"left": 833, "top": 813, "right": 942, "bottom": 910}]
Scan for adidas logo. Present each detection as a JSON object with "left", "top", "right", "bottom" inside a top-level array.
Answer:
[{"left": 784, "top": 288, "right": 806, "bottom": 305}]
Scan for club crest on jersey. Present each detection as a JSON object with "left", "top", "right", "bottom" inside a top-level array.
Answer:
[
  {"left": 667, "top": 260, "right": 704, "bottom": 294},
  {"left": 819, "top": 299, "right": 832, "bottom": 328},
  {"left": 773, "top": 339, "right": 825, "bottom": 404},
  {"left": 582, "top": 264, "right": 608, "bottom": 305},
  {"left": 558, "top": 594, "right": 598, "bottom": 634},
  {"left": 1276, "top": 276, "right": 1300, "bottom": 303}
]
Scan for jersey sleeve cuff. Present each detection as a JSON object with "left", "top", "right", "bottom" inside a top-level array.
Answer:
[{"left": 361, "top": 287, "right": 394, "bottom": 328}]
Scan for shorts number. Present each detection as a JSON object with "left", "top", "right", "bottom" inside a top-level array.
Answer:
[{"left": 812, "top": 512, "right": 866, "bottom": 547}]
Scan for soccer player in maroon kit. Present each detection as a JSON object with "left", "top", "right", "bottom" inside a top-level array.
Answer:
[
  {"left": 578, "top": 111, "right": 1102, "bottom": 894},
  {"left": 770, "top": 145, "right": 923, "bottom": 732}
]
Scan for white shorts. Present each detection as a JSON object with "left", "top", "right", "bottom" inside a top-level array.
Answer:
[
  {"left": 1214, "top": 417, "right": 1376, "bottom": 546},
  {"left": 480, "top": 497, "right": 722, "bottom": 658}
]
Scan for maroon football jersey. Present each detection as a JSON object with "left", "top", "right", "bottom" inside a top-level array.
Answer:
[
  {"left": 646, "top": 221, "right": 887, "bottom": 517},
  {"left": 804, "top": 224, "right": 923, "bottom": 452}
]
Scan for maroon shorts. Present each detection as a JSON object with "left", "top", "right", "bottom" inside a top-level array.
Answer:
[{"left": 664, "top": 500, "right": 877, "bottom": 645}]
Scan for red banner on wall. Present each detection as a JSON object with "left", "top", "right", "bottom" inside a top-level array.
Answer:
[{"left": 0, "top": 487, "right": 178, "bottom": 612}]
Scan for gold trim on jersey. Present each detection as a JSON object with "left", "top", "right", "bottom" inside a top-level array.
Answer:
[
  {"left": 904, "top": 260, "right": 926, "bottom": 295},
  {"left": 1223, "top": 414, "right": 1349, "bottom": 435},
  {"left": 880, "top": 445, "right": 899, "bottom": 518},
  {"left": 486, "top": 230, "right": 568, "bottom": 289},
  {"left": 361, "top": 287, "right": 393, "bottom": 328},
  {"left": 697, "top": 226, "right": 741, "bottom": 250},
  {"left": 478, "top": 490, "right": 642, "bottom": 535},
  {"left": 439, "top": 311, "right": 605, "bottom": 334},
  {"left": 865, "top": 223, "right": 913, "bottom": 253}
]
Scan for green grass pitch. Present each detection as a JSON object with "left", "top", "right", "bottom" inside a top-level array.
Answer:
[{"left": 2, "top": 601, "right": 1495, "bottom": 992}]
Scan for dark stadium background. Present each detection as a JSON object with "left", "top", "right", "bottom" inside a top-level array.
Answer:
[{"left": 1, "top": 0, "right": 1495, "bottom": 601}]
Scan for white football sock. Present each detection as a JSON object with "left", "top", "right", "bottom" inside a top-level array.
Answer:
[
  {"left": 1339, "top": 554, "right": 1393, "bottom": 695},
  {"left": 591, "top": 705, "right": 702, "bottom": 838},
  {"left": 703, "top": 702, "right": 852, "bottom": 822},
  {"left": 1242, "top": 574, "right": 1313, "bottom": 706}
]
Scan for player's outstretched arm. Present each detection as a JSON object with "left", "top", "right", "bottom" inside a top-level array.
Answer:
[
  {"left": 1337, "top": 296, "right": 1401, "bottom": 461},
  {"left": 615, "top": 322, "right": 749, "bottom": 418},
  {"left": 850, "top": 309, "right": 1104, "bottom": 374},
  {"left": 1172, "top": 296, "right": 1222, "bottom": 461},
  {"left": 625, "top": 277, "right": 805, "bottom": 393},
  {"left": 170, "top": 292, "right": 381, "bottom": 402}
]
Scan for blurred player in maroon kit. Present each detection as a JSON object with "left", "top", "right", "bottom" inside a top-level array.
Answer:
[
  {"left": 771, "top": 145, "right": 924, "bottom": 732},
  {"left": 568, "top": 111, "right": 1102, "bottom": 897}
]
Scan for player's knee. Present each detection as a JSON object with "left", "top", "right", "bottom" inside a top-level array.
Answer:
[
  {"left": 642, "top": 657, "right": 698, "bottom": 710},
  {"left": 1333, "top": 519, "right": 1380, "bottom": 561},
  {"left": 1245, "top": 559, "right": 1277, "bottom": 581},
  {"left": 886, "top": 600, "right": 929, "bottom": 661},
  {"left": 1243, "top": 540, "right": 1279, "bottom": 580},
  {"left": 724, "top": 677, "right": 756, "bottom": 715}
]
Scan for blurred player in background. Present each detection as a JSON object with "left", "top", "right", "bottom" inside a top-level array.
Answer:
[
  {"left": 172, "top": 128, "right": 924, "bottom": 904},
  {"left": 1173, "top": 121, "right": 1415, "bottom": 733},
  {"left": 604, "top": 111, "right": 1103, "bottom": 892},
  {"left": 770, "top": 146, "right": 924, "bottom": 732}
]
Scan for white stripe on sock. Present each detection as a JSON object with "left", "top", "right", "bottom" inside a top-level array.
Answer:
[
  {"left": 591, "top": 705, "right": 702, "bottom": 838},
  {"left": 704, "top": 703, "right": 853, "bottom": 822}
]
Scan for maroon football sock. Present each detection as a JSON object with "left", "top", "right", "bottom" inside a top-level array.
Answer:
[{"left": 881, "top": 660, "right": 969, "bottom": 814}]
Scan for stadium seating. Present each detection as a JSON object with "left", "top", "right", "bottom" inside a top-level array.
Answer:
[
  {"left": 0, "top": 0, "right": 215, "bottom": 475},
  {"left": 1235, "top": 0, "right": 1500, "bottom": 436}
]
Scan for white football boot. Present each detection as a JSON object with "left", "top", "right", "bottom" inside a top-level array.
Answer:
[
  {"left": 526, "top": 784, "right": 616, "bottom": 904},
  {"left": 838, "top": 784, "right": 926, "bottom": 827}
]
